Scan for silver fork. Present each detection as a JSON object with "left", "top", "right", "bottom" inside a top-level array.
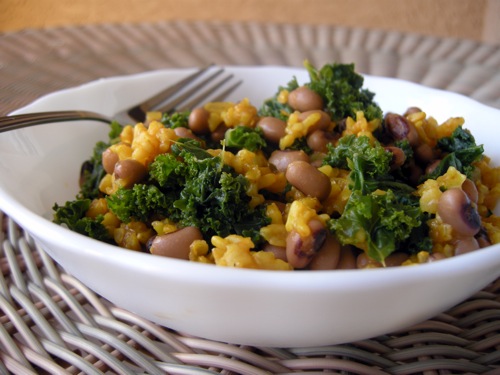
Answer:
[{"left": 0, "top": 66, "right": 242, "bottom": 132}]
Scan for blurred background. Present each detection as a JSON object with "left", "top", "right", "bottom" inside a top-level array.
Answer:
[{"left": 1, "top": 0, "right": 499, "bottom": 45}]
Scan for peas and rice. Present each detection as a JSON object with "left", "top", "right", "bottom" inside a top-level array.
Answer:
[{"left": 53, "top": 62, "right": 500, "bottom": 271}]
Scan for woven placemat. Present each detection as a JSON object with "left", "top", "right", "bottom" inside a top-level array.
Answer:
[
  {"left": 1, "top": 213, "right": 499, "bottom": 374},
  {"left": 1, "top": 21, "right": 499, "bottom": 373}
]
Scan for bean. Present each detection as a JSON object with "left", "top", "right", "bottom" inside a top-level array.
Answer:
[
  {"left": 414, "top": 143, "right": 435, "bottom": 164},
  {"left": 269, "top": 150, "right": 309, "bottom": 173},
  {"left": 262, "top": 244, "right": 288, "bottom": 262},
  {"left": 407, "top": 161, "right": 423, "bottom": 186},
  {"left": 476, "top": 227, "right": 492, "bottom": 248},
  {"left": 385, "top": 252, "right": 409, "bottom": 267},
  {"left": 174, "top": 126, "right": 201, "bottom": 141},
  {"left": 188, "top": 107, "right": 210, "bottom": 134},
  {"left": 384, "top": 146, "right": 406, "bottom": 170},
  {"left": 102, "top": 148, "right": 119, "bottom": 174},
  {"left": 211, "top": 124, "right": 228, "bottom": 142},
  {"left": 384, "top": 113, "right": 419, "bottom": 146},
  {"left": 437, "top": 188, "right": 481, "bottom": 236},
  {"left": 286, "top": 219, "right": 327, "bottom": 269},
  {"left": 114, "top": 159, "right": 148, "bottom": 188},
  {"left": 286, "top": 160, "right": 331, "bottom": 201},
  {"left": 307, "top": 130, "right": 336, "bottom": 153},
  {"left": 297, "top": 110, "right": 331, "bottom": 133},
  {"left": 148, "top": 226, "right": 203, "bottom": 259},
  {"left": 337, "top": 246, "right": 357, "bottom": 269},
  {"left": 288, "top": 86, "right": 323, "bottom": 112},
  {"left": 404, "top": 107, "right": 423, "bottom": 116},
  {"left": 425, "top": 159, "right": 441, "bottom": 175},
  {"left": 308, "top": 234, "right": 341, "bottom": 270},
  {"left": 256, "top": 117, "right": 286, "bottom": 143},
  {"left": 454, "top": 237, "right": 480, "bottom": 256},
  {"left": 356, "top": 253, "right": 380, "bottom": 269},
  {"left": 461, "top": 179, "right": 478, "bottom": 204},
  {"left": 427, "top": 252, "right": 446, "bottom": 262}
]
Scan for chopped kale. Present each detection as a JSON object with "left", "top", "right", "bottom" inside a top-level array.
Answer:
[
  {"left": 100, "top": 142, "right": 269, "bottom": 245},
  {"left": 424, "top": 126, "right": 484, "bottom": 181},
  {"left": 305, "top": 61, "right": 383, "bottom": 121},
  {"left": 224, "top": 126, "right": 267, "bottom": 152},
  {"left": 53, "top": 199, "right": 112, "bottom": 242},
  {"left": 160, "top": 111, "right": 189, "bottom": 128},
  {"left": 328, "top": 189, "right": 424, "bottom": 263},
  {"left": 258, "top": 77, "right": 299, "bottom": 120}
]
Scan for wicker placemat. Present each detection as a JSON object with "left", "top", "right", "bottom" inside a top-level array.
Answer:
[{"left": 1, "top": 21, "right": 499, "bottom": 373}]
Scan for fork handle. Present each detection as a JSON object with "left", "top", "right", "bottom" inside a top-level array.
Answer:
[{"left": 0, "top": 110, "right": 111, "bottom": 132}]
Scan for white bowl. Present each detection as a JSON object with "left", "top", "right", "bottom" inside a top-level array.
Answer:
[{"left": 1, "top": 66, "right": 499, "bottom": 348}]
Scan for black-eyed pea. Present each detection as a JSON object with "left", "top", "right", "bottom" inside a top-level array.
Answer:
[
  {"left": 337, "top": 246, "right": 357, "bottom": 269},
  {"left": 256, "top": 117, "right": 287, "bottom": 143},
  {"left": 308, "top": 234, "right": 341, "bottom": 270},
  {"left": 454, "top": 237, "right": 480, "bottom": 256},
  {"left": 427, "top": 252, "right": 446, "bottom": 262},
  {"left": 384, "top": 146, "right": 406, "bottom": 170},
  {"left": 384, "top": 113, "right": 419, "bottom": 146},
  {"left": 211, "top": 124, "right": 228, "bottom": 142},
  {"left": 288, "top": 86, "right": 323, "bottom": 112},
  {"left": 437, "top": 188, "right": 481, "bottom": 236},
  {"left": 102, "top": 148, "right": 119, "bottom": 174},
  {"left": 297, "top": 110, "right": 332, "bottom": 133},
  {"left": 356, "top": 253, "right": 381, "bottom": 269},
  {"left": 461, "top": 179, "right": 479, "bottom": 204},
  {"left": 269, "top": 150, "right": 309, "bottom": 173},
  {"left": 188, "top": 107, "right": 210, "bottom": 134},
  {"left": 403, "top": 107, "right": 423, "bottom": 116},
  {"left": 114, "top": 159, "right": 148, "bottom": 188},
  {"left": 307, "top": 130, "right": 336, "bottom": 153},
  {"left": 425, "top": 159, "right": 441, "bottom": 175},
  {"left": 476, "top": 227, "right": 492, "bottom": 248},
  {"left": 174, "top": 126, "right": 201, "bottom": 141},
  {"left": 262, "top": 244, "right": 288, "bottom": 262},
  {"left": 286, "top": 219, "right": 327, "bottom": 269},
  {"left": 148, "top": 226, "right": 203, "bottom": 259},
  {"left": 285, "top": 160, "right": 331, "bottom": 201}
]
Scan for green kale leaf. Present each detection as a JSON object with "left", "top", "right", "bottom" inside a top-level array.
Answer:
[
  {"left": 53, "top": 199, "right": 112, "bottom": 242},
  {"left": 328, "top": 189, "right": 424, "bottom": 263},
  {"left": 160, "top": 111, "right": 189, "bottom": 128},
  {"left": 305, "top": 61, "right": 383, "bottom": 121},
  {"left": 424, "top": 126, "right": 484, "bottom": 180},
  {"left": 258, "top": 78, "right": 299, "bottom": 121},
  {"left": 224, "top": 126, "right": 267, "bottom": 152}
]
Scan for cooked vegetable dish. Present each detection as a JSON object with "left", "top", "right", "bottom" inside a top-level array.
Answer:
[{"left": 53, "top": 62, "right": 500, "bottom": 270}]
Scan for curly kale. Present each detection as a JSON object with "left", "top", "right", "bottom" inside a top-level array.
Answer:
[
  {"left": 324, "top": 135, "right": 427, "bottom": 263},
  {"left": 160, "top": 111, "right": 190, "bottom": 128},
  {"left": 305, "top": 61, "right": 383, "bottom": 121},
  {"left": 105, "top": 142, "right": 269, "bottom": 244},
  {"left": 258, "top": 77, "right": 299, "bottom": 120},
  {"left": 53, "top": 199, "right": 113, "bottom": 243},
  {"left": 328, "top": 190, "right": 425, "bottom": 264},
  {"left": 224, "top": 126, "right": 267, "bottom": 152},
  {"left": 423, "top": 126, "right": 484, "bottom": 181}
]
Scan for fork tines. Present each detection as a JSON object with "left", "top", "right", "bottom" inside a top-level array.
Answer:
[{"left": 128, "top": 65, "right": 241, "bottom": 122}]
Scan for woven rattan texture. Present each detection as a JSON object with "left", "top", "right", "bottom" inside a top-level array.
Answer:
[
  {"left": 1, "top": 213, "right": 499, "bottom": 374},
  {"left": 1, "top": 21, "right": 499, "bottom": 374},
  {"left": 1, "top": 21, "right": 500, "bottom": 116}
]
